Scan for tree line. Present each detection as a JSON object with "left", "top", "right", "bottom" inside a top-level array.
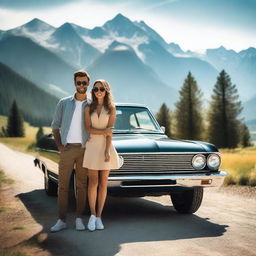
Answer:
[
  {"left": 156, "top": 70, "right": 252, "bottom": 148},
  {"left": 0, "top": 62, "right": 59, "bottom": 127},
  {"left": 0, "top": 100, "right": 44, "bottom": 142},
  {"left": 1, "top": 69, "right": 252, "bottom": 148}
]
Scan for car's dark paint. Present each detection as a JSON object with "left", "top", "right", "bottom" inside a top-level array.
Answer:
[{"left": 112, "top": 134, "right": 218, "bottom": 153}]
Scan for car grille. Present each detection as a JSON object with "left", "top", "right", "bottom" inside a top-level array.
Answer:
[{"left": 113, "top": 153, "right": 197, "bottom": 173}]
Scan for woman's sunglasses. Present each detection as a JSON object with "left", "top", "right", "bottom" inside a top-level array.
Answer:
[{"left": 93, "top": 87, "right": 105, "bottom": 92}]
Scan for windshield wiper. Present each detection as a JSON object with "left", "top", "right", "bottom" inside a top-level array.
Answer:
[{"left": 132, "top": 127, "right": 157, "bottom": 131}]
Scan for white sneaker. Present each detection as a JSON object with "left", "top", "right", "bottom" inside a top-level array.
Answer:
[
  {"left": 87, "top": 215, "right": 96, "bottom": 231},
  {"left": 76, "top": 218, "right": 85, "bottom": 231},
  {"left": 96, "top": 217, "right": 104, "bottom": 230},
  {"left": 50, "top": 219, "right": 67, "bottom": 232}
]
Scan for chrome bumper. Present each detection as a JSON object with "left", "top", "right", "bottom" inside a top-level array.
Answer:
[{"left": 108, "top": 171, "right": 227, "bottom": 188}]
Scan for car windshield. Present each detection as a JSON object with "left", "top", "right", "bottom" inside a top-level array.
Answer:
[{"left": 114, "top": 106, "right": 163, "bottom": 134}]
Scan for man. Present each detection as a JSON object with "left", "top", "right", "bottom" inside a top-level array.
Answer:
[{"left": 50, "top": 70, "right": 90, "bottom": 232}]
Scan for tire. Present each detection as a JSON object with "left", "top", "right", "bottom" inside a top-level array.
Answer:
[
  {"left": 170, "top": 187, "right": 204, "bottom": 214},
  {"left": 44, "top": 171, "right": 58, "bottom": 196}
]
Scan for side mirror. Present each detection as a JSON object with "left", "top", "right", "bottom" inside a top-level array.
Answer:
[{"left": 160, "top": 126, "right": 166, "bottom": 133}]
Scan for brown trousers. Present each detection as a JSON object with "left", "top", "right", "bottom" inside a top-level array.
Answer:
[{"left": 58, "top": 144, "right": 87, "bottom": 220}]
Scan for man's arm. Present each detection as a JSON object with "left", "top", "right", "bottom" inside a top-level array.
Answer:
[
  {"left": 84, "top": 105, "right": 112, "bottom": 135},
  {"left": 51, "top": 100, "right": 65, "bottom": 151},
  {"left": 52, "top": 129, "right": 65, "bottom": 152}
]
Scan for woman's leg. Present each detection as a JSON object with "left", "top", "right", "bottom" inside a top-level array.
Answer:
[
  {"left": 87, "top": 169, "right": 99, "bottom": 216},
  {"left": 97, "top": 170, "right": 110, "bottom": 217}
]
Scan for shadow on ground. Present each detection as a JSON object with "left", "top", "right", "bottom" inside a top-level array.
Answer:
[{"left": 17, "top": 190, "right": 228, "bottom": 256}]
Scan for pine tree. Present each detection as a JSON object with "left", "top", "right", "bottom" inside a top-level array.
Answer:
[
  {"left": 240, "top": 123, "right": 252, "bottom": 147},
  {"left": 36, "top": 126, "right": 44, "bottom": 142},
  {"left": 174, "top": 72, "right": 204, "bottom": 140},
  {"left": 207, "top": 70, "right": 242, "bottom": 148},
  {"left": 0, "top": 126, "right": 8, "bottom": 137},
  {"left": 7, "top": 100, "right": 25, "bottom": 137},
  {"left": 156, "top": 103, "right": 171, "bottom": 137}
]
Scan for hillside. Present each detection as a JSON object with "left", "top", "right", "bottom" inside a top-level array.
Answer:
[
  {"left": 0, "top": 62, "right": 59, "bottom": 126},
  {"left": 0, "top": 35, "right": 77, "bottom": 97},
  {"left": 88, "top": 42, "right": 178, "bottom": 111}
]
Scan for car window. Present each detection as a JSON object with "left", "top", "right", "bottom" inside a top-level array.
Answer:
[
  {"left": 130, "top": 111, "right": 157, "bottom": 130},
  {"left": 114, "top": 106, "right": 162, "bottom": 133}
]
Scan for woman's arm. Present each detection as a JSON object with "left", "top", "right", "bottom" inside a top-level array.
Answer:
[
  {"left": 105, "top": 107, "right": 116, "bottom": 162},
  {"left": 85, "top": 105, "right": 112, "bottom": 135}
]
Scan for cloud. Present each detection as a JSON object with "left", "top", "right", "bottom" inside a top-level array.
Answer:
[{"left": 0, "top": 0, "right": 81, "bottom": 10}]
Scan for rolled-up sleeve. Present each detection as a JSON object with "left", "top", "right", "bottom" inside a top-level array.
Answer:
[{"left": 51, "top": 100, "right": 63, "bottom": 130}]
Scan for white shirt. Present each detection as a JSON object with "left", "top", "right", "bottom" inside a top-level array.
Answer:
[{"left": 66, "top": 99, "right": 85, "bottom": 143}]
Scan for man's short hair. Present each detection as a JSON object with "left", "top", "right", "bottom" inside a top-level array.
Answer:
[{"left": 74, "top": 70, "right": 90, "bottom": 83}]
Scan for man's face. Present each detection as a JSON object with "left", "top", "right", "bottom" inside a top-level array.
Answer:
[{"left": 75, "top": 76, "right": 89, "bottom": 94}]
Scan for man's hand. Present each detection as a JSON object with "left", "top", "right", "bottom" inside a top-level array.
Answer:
[
  {"left": 104, "top": 150, "right": 110, "bottom": 162},
  {"left": 58, "top": 144, "right": 65, "bottom": 152}
]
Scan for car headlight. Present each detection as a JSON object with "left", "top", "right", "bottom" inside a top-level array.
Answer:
[
  {"left": 207, "top": 153, "right": 221, "bottom": 170},
  {"left": 192, "top": 154, "right": 206, "bottom": 170}
]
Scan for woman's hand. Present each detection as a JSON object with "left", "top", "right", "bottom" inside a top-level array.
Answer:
[
  {"left": 104, "top": 127, "right": 112, "bottom": 136},
  {"left": 104, "top": 149, "right": 110, "bottom": 162}
]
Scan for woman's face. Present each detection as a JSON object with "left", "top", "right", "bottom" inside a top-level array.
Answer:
[{"left": 93, "top": 82, "right": 106, "bottom": 100}]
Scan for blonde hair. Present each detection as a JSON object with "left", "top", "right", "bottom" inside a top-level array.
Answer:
[{"left": 90, "top": 79, "right": 115, "bottom": 114}]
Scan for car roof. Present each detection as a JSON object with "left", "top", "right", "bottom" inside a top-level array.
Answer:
[{"left": 115, "top": 102, "right": 148, "bottom": 108}]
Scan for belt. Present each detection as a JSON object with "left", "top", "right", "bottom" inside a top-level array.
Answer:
[{"left": 67, "top": 143, "right": 82, "bottom": 146}]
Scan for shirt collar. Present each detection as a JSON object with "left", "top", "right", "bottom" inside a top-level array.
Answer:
[{"left": 70, "top": 93, "right": 87, "bottom": 102}]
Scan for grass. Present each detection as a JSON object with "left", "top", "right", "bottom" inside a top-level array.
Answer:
[
  {"left": 0, "top": 170, "right": 14, "bottom": 186},
  {"left": 0, "top": 252, "right": 28, "bottom": 256},
  {"left": 0, "top": 115, "right": 51, "bottom": 153},
  {"left": 13, "top": 226, "right": 25, "bottom": 230},
  {"left": 220, "top": 147, "right": 256, "bottom": 186},
  {"left": 0, "top": 208, "right": 6, "bottom": 214}
]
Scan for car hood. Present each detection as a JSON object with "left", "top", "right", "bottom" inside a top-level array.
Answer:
[{"left": 112, "top": 134, "right": 218, "bottom": 153}]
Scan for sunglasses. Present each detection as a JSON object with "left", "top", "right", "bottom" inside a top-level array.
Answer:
[
  {"left": 76, "top": 81, "right": 88, "bottom": 86},
  {"left": 93, "top": 87, "right": 105, "bottom": 92}
]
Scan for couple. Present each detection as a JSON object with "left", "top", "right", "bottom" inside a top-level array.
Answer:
[{"left": 50, "top": 70, "right": 122, "bottom": 232}]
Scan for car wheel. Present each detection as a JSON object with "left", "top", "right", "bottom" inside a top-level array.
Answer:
[
  {"left": 170, "top": 187, "right": 203, "bottom": 214},
  {"left": 44, "top": 171, "right": 58, "bottom": 196}
]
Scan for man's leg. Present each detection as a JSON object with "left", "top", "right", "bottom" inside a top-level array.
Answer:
[
  {"left": 75, "top": 147, "right": 88, "bottom": 218},
  {"left": 58, "top": 146, "right": 76, "bottom": 221}
]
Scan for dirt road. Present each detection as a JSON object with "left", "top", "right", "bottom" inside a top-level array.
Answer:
[{"left": 0, "top": 142, "right": 256, "bottom": 256}]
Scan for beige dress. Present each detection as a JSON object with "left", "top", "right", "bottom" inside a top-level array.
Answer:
[{"left": 83, "top": 107, "right": 122, "bottom": 170}]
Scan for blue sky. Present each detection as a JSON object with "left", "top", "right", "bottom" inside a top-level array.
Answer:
[{"left": 0, "top": 0, "right": 255, "bottom": 52}]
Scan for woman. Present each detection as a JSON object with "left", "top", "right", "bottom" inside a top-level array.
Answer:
[{"left": 83, "top": 79, "right": 122, "bottom": 231}]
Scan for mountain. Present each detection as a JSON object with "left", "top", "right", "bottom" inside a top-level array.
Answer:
[
  {"left": 205, "top": 46, "right": 256, "bottom": 100},
  {"left": 0, "top": 14, "right": 255, "bottom": 113},
  {"left": 239, "top": 47, "right": 256, "bottom": 58},
  {"left": 48, "top": 22, "right": 101, "bottom": 67},
  {"left": 0, "top": 35, "right": 77, "bottom": 97},
  {"left": 4, "top": 18, "right": 55, "bottom": 47},
  {"left": 134, "top": 20, "right": 168, "bottom": 49},
  {"left": 205, "top": 46, "right": 240, "bottom": 73},
  {"left": 0, "top": 62, "right": 58, "bottom": 126},
  {"left": 103, "top": 13, "right": 147, "bottom": 39},
  {"left": 243, "top": 95, "right": 256, "bottom": 121},
  {"left": 87, "top": 41, "right": 178, "bottom": 111},
  {"left": 168, "top": 42, "right": 185, "bottom": 55},
  {"left": 138, "top": 40, "right": 218, "bottom": 98}
]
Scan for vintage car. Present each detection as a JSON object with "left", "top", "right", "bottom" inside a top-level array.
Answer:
[{"left": 34, "top": 103, "right": 227, "bottom": 214}]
